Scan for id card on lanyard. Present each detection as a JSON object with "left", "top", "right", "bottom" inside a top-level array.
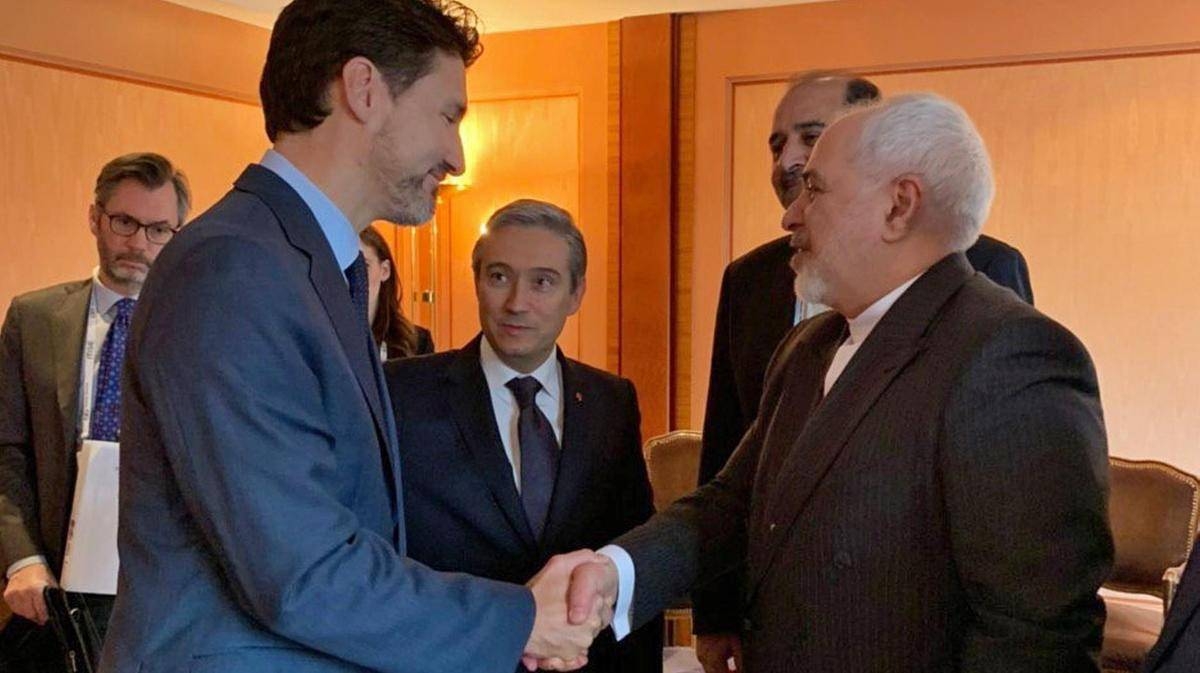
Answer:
[{"left": 78, "top": 291, "right": 106, "bottom": 441}]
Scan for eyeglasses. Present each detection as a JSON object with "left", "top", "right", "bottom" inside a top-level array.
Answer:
[{"left": 97, "top": 207, "right": 179, "bottom": 245}]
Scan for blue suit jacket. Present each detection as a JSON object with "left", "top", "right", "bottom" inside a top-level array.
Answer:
[
  {"left": 383, "top": 337, "right": 662, "bottom": 673},
  {"left": 98, "top": 166, "right": 534, "bottom": 673}
]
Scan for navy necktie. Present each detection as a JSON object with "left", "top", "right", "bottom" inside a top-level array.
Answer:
[
  {"left": 91, "top": 298, "right": 136, "bottom": 441},
  {"left": 506, "top": 376, "right": 559, "bottom": 540},
  {"left": 345, "top": 252, "right": 369, "bottom": 327}
]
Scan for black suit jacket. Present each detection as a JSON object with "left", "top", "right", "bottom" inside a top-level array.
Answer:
[
  {"left": 699, "top": 233, "right": 1034, "bottom": 486},
  {"left": 383, "top": 336, "right": 662, "bottom": 673},
  {"left": 620, "top": 253, "right": 1110, "bottom": 672},
  {"left": 1143, "top": 542, "right": 1200, "bottom": 672},
  {"left": 0, "top": 278, "right": 92, "bottom": 576}
]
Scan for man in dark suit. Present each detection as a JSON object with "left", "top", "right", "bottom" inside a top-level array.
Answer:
[
  {"left": 99, "top": 3, "right": 604, "bottom": 673},
  {"left": 696, "top": 71, "right": 1036, "bottom": 673},
  {"left": 1143, "top": 543, "right": 1200, "bottom": 671},
  {"left": 385, "top": 199, "right": 661, "bottom": 673},
  {"left": 0, "top": 153, "right": 189, "bottom": 671},
  {"left": 560, "top": 93, "right": 1112, "bottom": 673}
]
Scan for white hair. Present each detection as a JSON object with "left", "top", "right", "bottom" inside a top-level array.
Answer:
[{"left": 851, "top": 93, "right": 994, "bottom": 251}]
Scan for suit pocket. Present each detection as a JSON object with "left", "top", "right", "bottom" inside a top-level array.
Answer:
[{"left": 189, "top": 646, "right": 367, "bottom": 673}]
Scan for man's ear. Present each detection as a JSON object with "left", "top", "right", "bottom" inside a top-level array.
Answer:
[
  {"left": 88, "top": 204, "right": 100, "bottom": 236},
  {"left": 339, "top": 56, "right": 386, "bottom": 128},
  {"left": 881, "top": 174, "right": 922, "bottom": 243}
]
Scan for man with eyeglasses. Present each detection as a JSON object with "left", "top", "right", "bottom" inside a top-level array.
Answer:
[{"left": 0, "top": 152, "right": 189, "bottom": 671}]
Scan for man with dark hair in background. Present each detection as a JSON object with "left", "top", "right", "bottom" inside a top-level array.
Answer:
[
  {"left": 0, "top": 152, "right": 190, "bottom": 672},
  {"left": 695, "top": 72, "right": 1035, "bottom": 672},
  {"left": 99, "top": 2, "right": 605, "bottom": 673}
]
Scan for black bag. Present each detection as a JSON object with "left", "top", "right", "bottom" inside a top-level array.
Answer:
[{"left": 42, "top": 588, "right": 100, "bottom": 673}]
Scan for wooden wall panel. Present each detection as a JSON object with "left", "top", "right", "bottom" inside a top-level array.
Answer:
[
  {"left": 672, "top": 15, "right": 697, "bottom": 430},
  {"left": 0, "top": 56, "right": 266, "bottom": 311},
  {"left": 618, "top": 15, "right": 675, "bottom": 440}
]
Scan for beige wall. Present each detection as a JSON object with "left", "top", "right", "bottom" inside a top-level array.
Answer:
[
  {"left": 0, "top": 0, "right": 269, "bottom": 311},
  {"left": 0, "top": 58, "right": 267, "bottom": 311},
  {"left": 690, "top": 0, "right": 1200, "bottom": 474}
]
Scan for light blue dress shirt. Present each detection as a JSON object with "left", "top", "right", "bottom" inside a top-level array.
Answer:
[{"left": 259, "top": 149, "right": 360, "bottom": 273}]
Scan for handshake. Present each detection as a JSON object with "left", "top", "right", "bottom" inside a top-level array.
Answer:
[{"left": 521, "top": 550, "right": 621, "bottom": 671}]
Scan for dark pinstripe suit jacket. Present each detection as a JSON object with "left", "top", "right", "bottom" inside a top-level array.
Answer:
[
  {"left": 1143, "top": 541, "right": 1200, "bottom": 671},
  {"left": 616, "top": 253, "right": 1112, "bottom": 672}
]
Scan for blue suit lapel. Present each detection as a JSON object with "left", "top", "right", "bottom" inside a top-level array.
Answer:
[{"left": 232, "top": 166, "right": 401, "bottom": 529}]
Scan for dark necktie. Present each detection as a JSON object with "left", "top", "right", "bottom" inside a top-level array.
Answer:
[
  {"left": 506, "top": 376, "right": 560, "bottom": 540},
  {"left": 345, "top": 252, "right": 369, "bottom": 327},
  {"left": 91, "top": 298, "right": 136, "bottom": 441}
]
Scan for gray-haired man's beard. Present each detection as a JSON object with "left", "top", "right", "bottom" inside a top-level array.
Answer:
[{"left": 793, "top": 265, "right": 829, "bottom": 306}]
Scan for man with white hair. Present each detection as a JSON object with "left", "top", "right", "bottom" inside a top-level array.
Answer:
[{"left": 559, "top": 93, "right": 1112, "bottom": 673}]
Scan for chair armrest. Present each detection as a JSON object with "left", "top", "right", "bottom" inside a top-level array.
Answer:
[{"left": 1164, "top": 562, "right": 1188, "bottom": 615}]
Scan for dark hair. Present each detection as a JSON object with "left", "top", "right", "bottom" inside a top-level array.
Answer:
[
  {"left": 359, "top": 226, "right": 422, "bottom": 358},
  {"left": 94, "top": 152, "right": 191, "bottom": 224},
  {"left": 472, "top": 199, "right": 587, "bottom": 292},
  {"left": 261, "top": 0, "right": 483, "bottom": 142},
  {"left": 785, "top": 70, "right": 881, "bottom": 107}
]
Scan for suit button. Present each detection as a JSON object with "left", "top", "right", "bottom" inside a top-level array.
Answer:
[
  {"left": 742, "top": 617, "right": 756, "bottom": 632},
  {"left": 768, "top": 522, "right": 776, "bottom": 532},
  {"left": 834, "top": 551, "right": 853, "bottom": 569}
]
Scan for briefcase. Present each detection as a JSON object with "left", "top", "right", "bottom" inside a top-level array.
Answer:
[{"left": 43, "top": 587, "right": 101, "bottom": 673}]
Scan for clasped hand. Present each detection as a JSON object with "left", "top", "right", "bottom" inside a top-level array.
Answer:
[{"left": 521, "top": 550, "right": 620, "bottom": 671}]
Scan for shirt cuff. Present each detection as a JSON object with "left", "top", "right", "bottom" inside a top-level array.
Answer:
[
  {"left": 6, "top": 555, "right": 47, "bottom": 579},
  {"left": 597, "top": 544, "right": 635, "bottom": 641}
]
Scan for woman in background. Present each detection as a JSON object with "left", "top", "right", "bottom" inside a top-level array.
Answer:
[{"left": 359, "top": 227, "right": 434, "bottom": 360}]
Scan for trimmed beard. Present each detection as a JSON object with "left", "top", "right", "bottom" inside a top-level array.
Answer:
[{"left": 793, "top": 263, "right": 829, "bottom": 306}]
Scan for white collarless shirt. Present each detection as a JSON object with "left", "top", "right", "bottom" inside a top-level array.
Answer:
[
  {"left": 478, "top": 338, "right": 564, "bottom": 491},
  {"left": 823, "top": 274, "right": 922, "bottom": 395}
]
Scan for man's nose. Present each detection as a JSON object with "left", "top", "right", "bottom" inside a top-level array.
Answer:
[{"left": 781, "top": 190, "right": 808, "bottom": 232}]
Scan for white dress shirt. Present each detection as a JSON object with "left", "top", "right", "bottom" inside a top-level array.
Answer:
[
  {"left": 478, "top": 337, "right": 564, "bottom": 491},
  {"left": 605, "top": 271, "right": 926, "bottom": 640}
]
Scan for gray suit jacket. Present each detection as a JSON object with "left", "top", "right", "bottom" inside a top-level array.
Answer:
[
  {"left": 0, "top": 279, "right": 91, "bottom": 575},
  {"left": 618, "top": 253, "right": 1112, "bottom": 672}
]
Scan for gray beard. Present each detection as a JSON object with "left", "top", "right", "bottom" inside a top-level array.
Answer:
[{"left": 385, "top": 176, "right": 436, "bottom": 225}]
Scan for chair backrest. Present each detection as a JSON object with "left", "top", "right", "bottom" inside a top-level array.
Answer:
[
  {"left": 644, "top": 430, "right": 702, "bottom": 512},
  {"left": 1107, "top": 457, "right": 1200, "bottom": 596}
]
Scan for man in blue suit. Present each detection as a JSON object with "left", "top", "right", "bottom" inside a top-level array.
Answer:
[
  {"left": 385, "top": 200, "right": 663, "bottom": 673},
  {"left": 98, "top": 2, "right": 604, "bottom": 672}
]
